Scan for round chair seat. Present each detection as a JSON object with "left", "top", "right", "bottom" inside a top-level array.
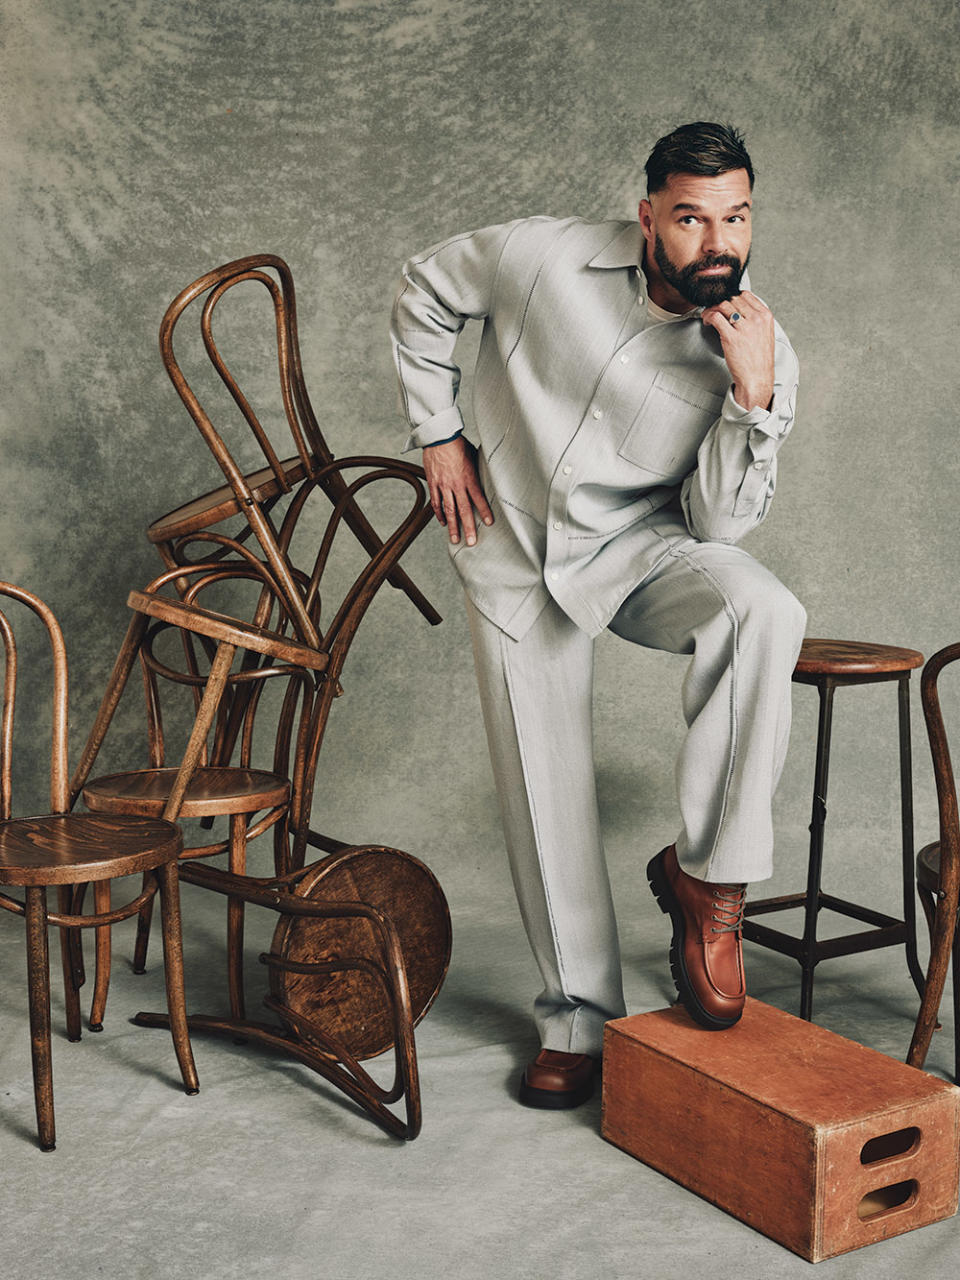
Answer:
[
  {"left": 794, "top": 638, "right": 925, "bottom": 679},
  {"left": 0, "top": 814, "right": 182, "bottom": 885},
  {"left": 82, "top": 766, "right": 290, "bottom": 818},
  {"left": 146, "top": 456, "right": 313, "bottom": 545},
  {"left": 269, "top": 846, "right": 452, "bottom": 1060}
]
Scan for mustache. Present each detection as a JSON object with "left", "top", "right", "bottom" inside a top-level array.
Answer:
[{"left": 690, "top": 254, "right": 741, "bottom": 274}]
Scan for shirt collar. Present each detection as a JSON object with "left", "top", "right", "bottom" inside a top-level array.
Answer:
[
  {"left": 588, "top": 222, "right": 645, "bottom": 270},
  {"left": 589, "top": 223, "right": 752, "bottom": 313}
]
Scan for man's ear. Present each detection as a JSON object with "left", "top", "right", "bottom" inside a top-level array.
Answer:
[{"left": 638, "top": 198, "right": 655, "bottom": 245}]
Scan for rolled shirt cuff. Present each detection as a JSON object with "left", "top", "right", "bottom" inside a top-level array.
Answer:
[
  {"left": 725, "top": 384, "right": 794, "bottom": 442},
  {"left": 402, "top": 404, "right": 467, "bottom": 453}
]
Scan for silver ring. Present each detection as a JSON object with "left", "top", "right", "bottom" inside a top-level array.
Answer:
[{"left": 730, "top": 311, "right": 742, "bottom": 324}]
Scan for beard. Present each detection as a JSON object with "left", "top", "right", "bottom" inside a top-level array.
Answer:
[{"left": 653, "top": 234, "right": 748, "bottom": 307}]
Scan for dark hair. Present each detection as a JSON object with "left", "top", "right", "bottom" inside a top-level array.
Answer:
[{"left": 644, "top": 122, "right": 754, "bottom": 195}]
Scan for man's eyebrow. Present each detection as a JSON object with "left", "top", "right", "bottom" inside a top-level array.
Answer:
[{"left": 670, "top": 200, "right": 752, "bottom": 214}]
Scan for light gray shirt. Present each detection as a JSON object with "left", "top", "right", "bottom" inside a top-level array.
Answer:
[{"left": 392, "top": 216, "right": 799, "bottom": 640}]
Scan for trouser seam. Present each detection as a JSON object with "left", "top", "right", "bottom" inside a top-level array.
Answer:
[
  {"left": 498, "top": 627, "right": 570, "bottom": 997},
  {"left": 665, "top": 545, "right": 741, "bottom": 881}
]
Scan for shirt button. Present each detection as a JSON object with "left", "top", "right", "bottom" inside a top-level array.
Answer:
[
  {"left": 552, "top": 521, "right": 562, "bottom": 531},
  {"left": 620, "top": 353, "right": 630, "bottom": 364},
  {"left": 550, "top": 571, "right": 559, "bottom": 582},
  {"left": 753, "top": 460, "right": 765, "bottom": 470},
  {"left": 592, "top": 409, "right": 603, "bottom": 420},
  {"left": 562, "top": 465, "right": 572, "bottom": 475}
]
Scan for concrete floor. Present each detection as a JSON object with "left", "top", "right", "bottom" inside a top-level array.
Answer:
[{"left": 1, "top": 838, "right": 958, "bottom": 1280}]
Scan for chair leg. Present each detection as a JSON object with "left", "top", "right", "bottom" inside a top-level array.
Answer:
[
  {"left": 799, "top": 681, "right": 835, "bottom": 1020},
  {"left": 24, "top": 885, "right": 56, "bottom": 1151},
  {"left": 132, "top": 872, "right": 155, "bottom": 974},
  {"left": 907, "top": 892, "right": 958, "bottom": 1071},
  {"left": 155, "top": 861, "right": 199, "bottom": 1094},
  {"left": 57, "top": 886, "right": 82, "bottom": 1043},
  {"left": 898, "top": 677, "right": 926, "bottom": 998},
  {"left": 226, "top": 812, "right": 247, "bottom": 1021},
  {"left": 89, "top": 881, "right": 112, "bottom": 1032}
]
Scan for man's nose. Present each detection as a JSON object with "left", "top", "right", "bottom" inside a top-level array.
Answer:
[{"left": 699, "top": 222, "right": 729, "bottom": 256}]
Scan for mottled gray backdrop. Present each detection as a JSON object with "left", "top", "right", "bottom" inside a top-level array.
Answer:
[{"left": 2, "top": 0, "right": 958, "bottom": 938}]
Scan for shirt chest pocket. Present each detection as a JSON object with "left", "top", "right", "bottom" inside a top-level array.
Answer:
[{"left": 617, "top": 369, "right": 725, "bottom": 480}]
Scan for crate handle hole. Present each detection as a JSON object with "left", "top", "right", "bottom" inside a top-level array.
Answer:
[
  {"left": 857, "top": 1179, "right": 918, "bottom": 1221},
  {"left": 860, "top": 1127, "right": 921, "bottom": 1165}
]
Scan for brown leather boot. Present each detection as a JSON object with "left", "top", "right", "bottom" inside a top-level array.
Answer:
[
  {"left": 647, "top": 844, "right": 746, "bottom": 1030},
  {"left": 518, "top": 1049, "right": 597, "bottom": 1109}
]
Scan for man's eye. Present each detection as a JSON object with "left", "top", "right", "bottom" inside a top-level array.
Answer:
[{"left": 679, "top": 216, "right": 698, "bottom": 225}]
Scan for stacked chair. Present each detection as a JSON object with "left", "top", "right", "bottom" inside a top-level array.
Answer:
[{"left": 3, "top": 255, "right": 451, "bottom": 1147}]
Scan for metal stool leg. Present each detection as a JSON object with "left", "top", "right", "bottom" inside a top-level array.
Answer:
[
  {"left": 898, "top": 676, "right": 925, "bottom": 998},
  {"left": 799, "top": 680, "right": 835, "bottom": 1020}
]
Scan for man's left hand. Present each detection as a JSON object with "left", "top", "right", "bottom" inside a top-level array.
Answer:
[{"left": 701, "top": 291, "right": 775, "bottom": 412}]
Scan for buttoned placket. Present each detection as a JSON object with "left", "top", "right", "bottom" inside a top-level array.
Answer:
[{"left": 542, "top": 287, "right": 675, "bottom": 612}]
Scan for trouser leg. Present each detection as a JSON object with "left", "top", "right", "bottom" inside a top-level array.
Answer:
[
  {"left": 466, "top": 595, "right": 626, "bottom": 1056},
  {"left": 609, "top": 539, "right": 806, "bottom": 885}
]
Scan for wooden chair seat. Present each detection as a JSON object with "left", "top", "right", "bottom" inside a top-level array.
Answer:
[
  {"left": 794, "top": 638, "right": 925, "bottom": 680},
  {"left": 146, "top": 456, "right": 313, "bottom": 545},
  {"left": 82, "top": 766, "right": 289, "bottom": 819},
  {"left": 0, "top": 813, "right": 182, "bottom": 885},
  {"left": 127, "top": 589, "right": 329, "bottom": 672}
]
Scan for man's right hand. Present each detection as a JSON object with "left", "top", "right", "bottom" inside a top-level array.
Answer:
[{"left": 422, "top": 436, "right": 494, "bottom": 546}]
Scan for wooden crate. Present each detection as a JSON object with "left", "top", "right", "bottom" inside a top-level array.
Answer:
[{"left": 601, "top": 999, "right": 960, "bottom": 1263}]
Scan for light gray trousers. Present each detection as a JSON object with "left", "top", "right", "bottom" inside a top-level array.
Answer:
[{"left": 466, "top": 537, "right": 807, "bottom": 1056}]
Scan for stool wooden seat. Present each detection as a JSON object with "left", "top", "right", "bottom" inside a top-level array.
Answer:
[
  {"left": 744, "top": 637, "right": 926, "bottom": 1020},
  {"left": 793, "top": 638, "right": 924, "bottom": 681}
]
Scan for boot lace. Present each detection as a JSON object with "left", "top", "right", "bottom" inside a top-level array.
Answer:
[{"left": 711, "top": 884, "right": 746, "bottom": 935}]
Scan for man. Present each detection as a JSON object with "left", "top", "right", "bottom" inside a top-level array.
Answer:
[{"left": 391, "top": 122, "right": 805, "bottom": 1109}]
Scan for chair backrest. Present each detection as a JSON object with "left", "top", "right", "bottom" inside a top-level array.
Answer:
[
  {"left": 157, "top": 254, "right": 441, "bottom": 640},
  {"left": 160, "top": 254, "right": 329, "bottom": 496},
  {"left": 0, "top": 583, "right": 70, "bottom": 818}
]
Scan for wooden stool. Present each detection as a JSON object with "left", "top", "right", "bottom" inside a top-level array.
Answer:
[{"left": 743, "top": 638, "right": 926, "bottom": 1019}]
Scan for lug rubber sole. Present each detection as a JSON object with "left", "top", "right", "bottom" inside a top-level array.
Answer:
[
  {"left": 646, "top": 849, "right": 742, "bottom": 1032},
  {"left": 518, "top": 1074, "right": 595, "bottom": 1110}
]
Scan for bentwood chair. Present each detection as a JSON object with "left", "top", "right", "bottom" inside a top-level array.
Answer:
[
  {"left": 0, "top": 582, "right": 198, "bottom": 1151},
  {"left": 908, "top": 643, "right": 960, "bottom": 1080},
  {"left": 70, "top": 464, "right": 451, "bottom": 1137},
  {"left": 148, "top": 252, "right": 440, "bottom": 632},
  {"left": 78, "top": 562, "right": 315, "bottom": 1026}
]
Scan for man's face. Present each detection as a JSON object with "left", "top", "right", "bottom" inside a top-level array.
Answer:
[{"left": 639, "top": 169, "right": 753, "bottom": 309}]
